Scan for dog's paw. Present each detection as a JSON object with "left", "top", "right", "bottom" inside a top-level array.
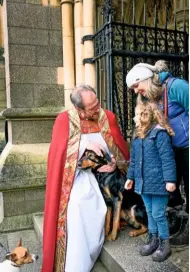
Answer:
[
  {"left": 128, "top": 230, "right": 138, "bottom": 237},
  {"left": 105, "top": 227, "right": 111, "bottom": 236},
  {"left": 106, "top": 233, "right": 117, "bottom": 241}
]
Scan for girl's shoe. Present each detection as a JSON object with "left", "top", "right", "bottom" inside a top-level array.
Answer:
[
  {"left": 152, "top": 238, "right": 171, "bottom": 262},
  {"left": 139, "top": 233, "right": 159, "bottom": 256}
]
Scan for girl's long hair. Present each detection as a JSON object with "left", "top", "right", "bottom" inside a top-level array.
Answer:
[
  {"left": 138, "top": 60, "right": 169, "bottom": 102},
  {"left": 134, "top": 101, "right": 175, "bottom": 139}
]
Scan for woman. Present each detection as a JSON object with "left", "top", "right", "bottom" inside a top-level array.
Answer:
[{"left": 126, "top": 60, "right": 189, "bottom": 246}]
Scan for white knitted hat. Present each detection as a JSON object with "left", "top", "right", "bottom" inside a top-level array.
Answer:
[
  {"left": 126, "top": 61, "right": 168, "bottom": 88},
  {"left": 126, "top": 63, "right": 156, "bottom": 88}
]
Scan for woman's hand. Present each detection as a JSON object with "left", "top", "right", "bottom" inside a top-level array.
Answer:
[
  {"left": 124, "top": 179, "right": 133, "bottom": 190},
  {"left": 166, "top": 182, "right": 176, "bottom": 192}
]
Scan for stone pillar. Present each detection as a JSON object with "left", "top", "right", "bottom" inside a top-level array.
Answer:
[
  {"left": 61, "top": 0, "right": 75, "bottom": 109},
  {"left": 0, "top": 4, "right": 4, "bottom": 48},
  {"left": 0, "top": 192, "right": 3, "bottom": 223},
  {"left": 74, "top": 0, "right": 84, "bottom": 85},
  {"left": 50, "top": 0, "right": 60, "bottom": 6},
  {"left": 174, "top": 0, "right": 189, "bottom": 31},
  {"left": 83, "top": 0, "right": 95, "bottom": 89},
  {"left": 0, "top": 0, "right": 64, "bottom": 232},
  {"left": 0, "top": 4, "right": 6, "bottom": 152}
]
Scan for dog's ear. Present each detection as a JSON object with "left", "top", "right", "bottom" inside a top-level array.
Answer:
[
  {"left": 6, "top": 253, "right": 17, "bottom": 262},
  {"left": 17, "top": 238, "right": 22, "bottom": 247}
]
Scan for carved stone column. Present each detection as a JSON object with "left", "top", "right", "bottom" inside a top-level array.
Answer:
[
  {"left": 83, "top": 0, "right": 95, "bottom": 88},
  {"left": 74, "top": 0, "right": 84, "bottom": 85},
  {"left": 0, "top": 4, "right": 6, "bottom": 153},
  {"left": 0, "top": 4, "right": 4, "bottom": 48},
  {"left": 61, "top": 0, "right": 75, "bottom": 108},
  {"left": 174, "top": 0, "right": 189, "bottom": 31}
]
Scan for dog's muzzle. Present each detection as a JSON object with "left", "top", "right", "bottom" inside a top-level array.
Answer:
[{"left": 32, "top": 254, "right": 39, "bottom": 262}]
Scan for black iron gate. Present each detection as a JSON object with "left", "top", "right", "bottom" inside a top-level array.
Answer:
[{"left": 92, "top": 0, "right": 189, "bottom": 141}]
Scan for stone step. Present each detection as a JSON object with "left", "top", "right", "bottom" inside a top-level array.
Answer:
[
  {"left": 0, "top": 214, "right": 34, "bottom": 233},
  {"left": 32, "top": 213, "right": 108, "bottom": 271},
  {"left": 33, "top": 212, "right": 43, "bottom": 244},
  {"left": 33, "top": 213, "right": 184, "bottom": 272}
]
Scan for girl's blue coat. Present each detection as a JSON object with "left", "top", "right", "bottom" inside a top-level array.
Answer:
[{"left": 127, "top": 127, "right": 176, "bottom": 195}]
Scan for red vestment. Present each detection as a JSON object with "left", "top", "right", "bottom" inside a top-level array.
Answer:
[{"left": 41, "top": 109, "right": 130, "bottom": 272}]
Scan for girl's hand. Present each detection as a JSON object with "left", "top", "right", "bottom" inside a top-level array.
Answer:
[
  {"left": 124, "top": 179, "right": 133, "bottom": 190},
  {"left": 166, "top": 183, "right": 176, "bottom": 192}
]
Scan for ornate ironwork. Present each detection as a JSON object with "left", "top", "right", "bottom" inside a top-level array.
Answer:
[
  {"left": 101, "top": 0, "right": 115, "bottom": 18},
  {"left": 92, "top": 1, "right": 189, "bottom": 140}
]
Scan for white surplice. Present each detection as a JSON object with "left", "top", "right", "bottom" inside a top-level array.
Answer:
[{"left": 65, "top": 133, "right": 111, "bottom": 272}]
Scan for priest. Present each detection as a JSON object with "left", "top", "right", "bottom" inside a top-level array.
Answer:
[{"left": 41, "top": 84, "right": 130, "bottom": 272}]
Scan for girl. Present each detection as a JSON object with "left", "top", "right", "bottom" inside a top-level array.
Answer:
[{"left": 125, "top": 101, "right": 176, "bottom": 262}]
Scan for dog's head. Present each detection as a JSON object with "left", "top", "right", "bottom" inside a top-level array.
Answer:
[
  {"left": 6, "top": 238, "right": 38, "bottom": 266},
  {"left": 78, "top": 150, "right": 111, "bottom": 170}
]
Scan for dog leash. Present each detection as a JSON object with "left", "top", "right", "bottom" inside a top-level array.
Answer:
[
  {"left": 163, "top": 81, "right": 168, "bottom": 119},
  {"left": 0, "top": 242, "right": 9, "bottom": 254}
]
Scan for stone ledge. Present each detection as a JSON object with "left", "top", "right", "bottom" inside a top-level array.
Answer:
[
  {"left": 0, "top": 143, "right": 48, "bottom": 191},
  {"left": 2, "top": 106, "right": 64, "bottom": 119},
  {"left": 0, "top": 143, "right": 49, "bottom": 164},
  {"left": 33, "top": 212, "right": 44, "bottom": 244},
  {"left": 0, "top": 214, "right": 34, "bottom": 233},
  {"left": 0, "top": 178, "right": 46, "bottom": 191}
]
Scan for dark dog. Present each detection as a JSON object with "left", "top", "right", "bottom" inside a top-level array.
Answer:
[
  {"left": 120, "top": 191, "right": 148, "bottom": 237},
  {"left": 78, "top": 150, "right": 181, "bottom": 240},
  {"left": 78, "top": 150, "right": 148, "bottom": 240}
]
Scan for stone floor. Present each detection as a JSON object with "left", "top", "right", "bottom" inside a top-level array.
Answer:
[
  {"left": 0, "top": 230, "right": 107, "bottom": 272},
  {"left": 0, "top": 229, "right": 188, "bottom": 272},
  {"left": 100, "top": 228, "right": 189, "bottom": 272},
  {"left": 0, "top": 230, "right": 42, "bottom": 272}
]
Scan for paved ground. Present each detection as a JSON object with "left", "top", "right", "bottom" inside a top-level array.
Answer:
[
  {"left": 0, "top": 229, "right": 188, "bottom": 272},
  {"left": 0, "top": 230, "right": 107, "bottom": 272},
  {"left": 101, "top": 227, "right": 189, "bottom": 272}
]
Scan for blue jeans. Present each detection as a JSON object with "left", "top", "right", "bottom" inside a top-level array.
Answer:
[{"left": 141, "top": 194, "right": 169, "bottom": 240}]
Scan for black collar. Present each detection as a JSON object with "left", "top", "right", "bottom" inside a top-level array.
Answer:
[{"left": 11, "top": 262, "right": 21, "bottom": 268}]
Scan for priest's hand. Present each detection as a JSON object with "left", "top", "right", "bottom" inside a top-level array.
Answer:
[
  {"left": 97, "top": 157, "right": 116, "bottom": 173},
  {"left": 86, "top": 142, "right": 105, "bottom": 157}
]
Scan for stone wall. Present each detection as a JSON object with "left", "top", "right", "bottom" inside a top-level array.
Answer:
[
  {"left": 0, "top": 61, "right": 6, "bottom": 113},
  {"left": 0, "top": 0, "right": 64, "bottom": 231},
  {"left": 6, "top": 0, "right": 64, "bottom": 113}
]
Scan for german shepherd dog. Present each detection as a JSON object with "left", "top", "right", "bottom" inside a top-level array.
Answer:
[{"left": 78, "top": 150, "right": 148, "bottom": 241}]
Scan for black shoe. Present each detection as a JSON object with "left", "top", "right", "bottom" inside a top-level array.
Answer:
[
  {"left": 139, "top": 233, "right": 159, "bottom": 256},
  {"left": 152, "top": 238, "right": 171, "bottom": 262},
  {"left": 170, "top": 217, "right": 189, "bottom": 247}
]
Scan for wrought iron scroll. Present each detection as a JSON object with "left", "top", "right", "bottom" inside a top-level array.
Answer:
[{"left": 93, "top": 0, "right": 189, "bottom": 140}]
